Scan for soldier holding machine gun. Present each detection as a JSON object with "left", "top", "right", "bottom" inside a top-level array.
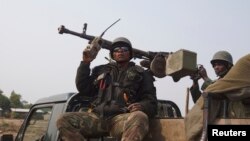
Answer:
[
  {"left": 57, "top": 22, "right": 169, "bottom": 79},
  {"left": 56, "top": 33, "right": 158, "bottom": 141},
  {"left": 189, "top": 64, "right": 213, "bottom": 103},
  {"left": 56, "top": 21, "right": 199, "bottom": 141},
  {"left": 189, "top": 51, "right": 234, "bottom": 103}
]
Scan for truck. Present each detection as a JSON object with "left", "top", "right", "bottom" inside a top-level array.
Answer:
[
  {"left": 2, "top": 91, "right": 250, "bottom": 141},
  {"left": 0, "top": 92, "right": 186, "bottom": 141}
]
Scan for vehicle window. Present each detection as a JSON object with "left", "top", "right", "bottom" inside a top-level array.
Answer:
[{"left": 22, "top": 107, "right": 52, "bottom": 141}]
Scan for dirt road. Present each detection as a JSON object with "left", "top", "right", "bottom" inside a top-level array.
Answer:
[{"left": 0, "top": 118, "right": 23, "bottom": 136}]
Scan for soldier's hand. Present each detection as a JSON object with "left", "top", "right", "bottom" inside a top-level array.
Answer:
[
  {"left": 190, "top": 73, "right": 201, "bottom": 82},
  {"left": 198, "top": 65, "right": 209, "bottom": 80},
  {"left": 128, "top": 103, "right": 143, "bottom": 112},
  {"left": 82, "top": 37, "right": 102, "bottom": 63}
]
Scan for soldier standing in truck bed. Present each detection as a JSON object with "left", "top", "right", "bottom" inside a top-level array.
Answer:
[
  {"left": 186, "top": 50, "right": 234, "bottom": 141},
  {"left": 56, "top": 37, "right": 157, "bottom": 141},
  {"left": 185, "top": 53, "right": 250, "bottom": 141},
  {"left": 189, "top": 51, "right": 234, "bottom": 103}
]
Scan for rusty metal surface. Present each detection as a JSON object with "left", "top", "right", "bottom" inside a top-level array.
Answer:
[
  {"left": 214, "top": 118, "right": 250, "bottom": 125},
  {"left": 144, "top": 118, "right": 186, "bottom": 141}
]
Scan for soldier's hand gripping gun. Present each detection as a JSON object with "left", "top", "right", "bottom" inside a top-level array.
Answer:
[
  {"left": 58, "top": 20, "right": 170, "bottom": 78},
  {"left": 190, "top": 64, "right": 202, "bottom": 81}
]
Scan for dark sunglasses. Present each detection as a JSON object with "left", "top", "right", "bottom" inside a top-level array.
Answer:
[{"left": 113, "top": 47, "right": 129, "bottom": 52}]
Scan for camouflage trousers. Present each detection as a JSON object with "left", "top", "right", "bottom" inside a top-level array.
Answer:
[{"left": 56, "top": 111, "right": 149, "bottom": 141}]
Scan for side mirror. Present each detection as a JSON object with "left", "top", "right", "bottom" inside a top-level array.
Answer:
[{"left": 0, "top": 134, "right": 13, "bottom": 141}]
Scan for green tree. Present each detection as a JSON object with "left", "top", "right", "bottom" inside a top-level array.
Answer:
[
  {"left": 9, "top": 91, "right": 24, "bottom": 108},
  {"left": 0, "top": 89, "right": 11, "bottom": 117},
  {"left": 22, "top": 100, "right": 33, "bottom": 109}
]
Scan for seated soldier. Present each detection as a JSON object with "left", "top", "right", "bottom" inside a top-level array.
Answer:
[{"left": 56, "top": 37, "right": 157, "bottom": 141}]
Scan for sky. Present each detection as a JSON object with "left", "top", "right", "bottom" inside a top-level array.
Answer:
[{"left": 1, "top": 0, "right": 250, "bottom": 115}]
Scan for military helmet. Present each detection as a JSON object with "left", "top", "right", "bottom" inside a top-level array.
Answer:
[
  {"left": 210, "top": 51, "right": 233, "bottom": 66},
  {"left": 110, "top": 37, "right": 133, "bottom": 59}
]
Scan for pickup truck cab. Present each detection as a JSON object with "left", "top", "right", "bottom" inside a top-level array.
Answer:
[{"left": 0, "top": 92, "right": 185, "bottom": 141}]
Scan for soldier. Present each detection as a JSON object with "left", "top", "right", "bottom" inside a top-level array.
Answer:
[
  {"left": 56, "top": 37, "right": 157, "bottom": 141},
  {"left": 205, "top": 53, "right": 250, "bottom": 117},
  {"left": 186, "top": 51, "right": 235, "bottom": 141},
  {"left": 185, "top": 53, "right": 250, "bottom": 141},
  {"left": 189, "top": 51, "right": 233, "bottom": 103},
  {"left": 205, "top": 53, "right": 250, "bottom": 93}
]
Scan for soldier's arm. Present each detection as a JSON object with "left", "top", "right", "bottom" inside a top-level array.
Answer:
[
  {"left": 190, "top": 81, "right": 202, "bottom": 103},
  {"left": 137, "top": 71, "right": 158, "bottom": 118},
  {"left": 201, "top": 78, "right": 213, "bottom": 91},
  {"left": 75, "top": 62, "right": 98, "bottom": 97}
]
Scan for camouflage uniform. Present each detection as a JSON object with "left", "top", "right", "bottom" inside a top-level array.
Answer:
[
  {"left": 57, "top": 59, "right": 157, "bottom": 141},
  {"left": 56, "top": 110, "right": 149, "bottom": 141}
]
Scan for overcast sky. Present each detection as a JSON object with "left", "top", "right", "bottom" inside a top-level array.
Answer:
[{"left": 1, "top": 0, "right": 250, "bottom": 115}]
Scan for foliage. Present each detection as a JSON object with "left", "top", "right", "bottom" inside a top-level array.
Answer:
[
  {"left": 10, "top": 91, "right": 24, "bottom": 108},
  {"left": 0, "top": 90, "right": 11, "bottom": 117},
  {"left": 0, "top": 89, "right": 32, "bottom": 117},
  {"left": 22, "top": 100, "right": 33, "bottom": 109},
  {"left": 23, "top": 103, "right": 33, "bottom": 109}
]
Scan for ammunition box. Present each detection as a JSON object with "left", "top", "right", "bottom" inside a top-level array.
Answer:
[{"left": 166, "top": 49, "right": 197, "bottom": 82}]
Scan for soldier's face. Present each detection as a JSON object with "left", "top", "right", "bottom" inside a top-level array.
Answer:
[
  {"left": 212, "top": 62, "right": 227, "bottom": 76},
  {"left": 112, "top": 47, "right": 131, "bottom": 63}
]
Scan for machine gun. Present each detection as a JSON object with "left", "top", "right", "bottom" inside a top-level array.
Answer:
[
  {"left": 58, "top": 22, "right": 169, "bottom": 78},
  {"left": 58, "top": 22, "right": 197, "bottom": 81}
]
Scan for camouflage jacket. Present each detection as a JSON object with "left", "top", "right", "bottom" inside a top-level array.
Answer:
[{"left": 75, "top": 61, "right": 157, "bottom": 118}]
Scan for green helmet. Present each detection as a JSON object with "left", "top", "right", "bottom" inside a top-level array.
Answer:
[
  {"left": 110, "top": 37, "right": 133, "bottom": 59},
  {"left": 210, "top": 51, "right": 233, "bottom": 66}
]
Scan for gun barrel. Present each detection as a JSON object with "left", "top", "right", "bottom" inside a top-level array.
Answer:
[
  {"left": 58, "top": 25, "right": 168, "bottom": 61},
  {"left": 58, "top": 25, "right": 112, "bottom": 50},
  {"left": 132, "top": 48, "right": 151, "bottom": 60},
  {"left": 58, "top": 25, "right": 95, "bottom": 40}
]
